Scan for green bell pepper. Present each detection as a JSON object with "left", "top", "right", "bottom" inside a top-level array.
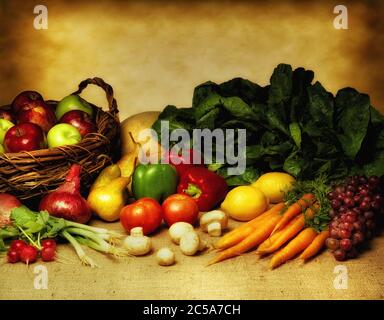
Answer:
[{"left": 132, "top": 163, "right": 178, "bottom": 202}]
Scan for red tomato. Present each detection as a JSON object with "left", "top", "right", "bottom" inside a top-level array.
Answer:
[
  {"left": 120, "top": 198, "right": 163, "bottom": 235},
  {"left": 162, "top": 194, "right": 199, "bottom": 227}
]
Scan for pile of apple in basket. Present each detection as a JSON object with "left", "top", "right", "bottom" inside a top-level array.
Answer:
[{"left": 0, "top": 91, "right": 96, "bottom": 153}]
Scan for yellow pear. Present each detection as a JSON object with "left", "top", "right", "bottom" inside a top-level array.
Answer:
[
  {"left": 87, "top": 177, "right": 130, "bottom": 222},
  {"left": 117, "top": 149, "right": 138, "bottom": 195},
  {"left": 90, "top": 164, "right": 122, "bottom": 192},
  {"left": 118, "top": 143, "right": 138, "bottom": 176}
]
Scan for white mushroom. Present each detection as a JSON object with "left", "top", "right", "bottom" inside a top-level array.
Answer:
[
  {"left": 179, "top": 231, "right": 200, "bottom": 256},
  {"left": 179, "top": 230, "right": 208, "bottom": 256},
  {"left": 168, "top": 222, "right": 194, "bottom": 244},
  {"left": 123, "top": 227, "right": 152, "bottom": 256},
  {"left": 156, "top": 247, "right": 175, "bottom": 266},
  {"left": 199, "top": 210, "right": 228, "bottom": 237}
]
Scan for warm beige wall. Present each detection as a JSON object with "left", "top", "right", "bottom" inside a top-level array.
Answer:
[{"left": 0, "top": 0, "right": 383, "bottom": 121}]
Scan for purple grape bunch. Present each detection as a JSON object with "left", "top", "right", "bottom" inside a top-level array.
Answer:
[{"left": 325, "top": 175, "right": 383, "bottom": 261}]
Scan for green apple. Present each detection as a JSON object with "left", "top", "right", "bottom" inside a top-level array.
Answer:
[
  {"left": 0, "top": 119, "right": 15, "bottom": 144},
  {"left": 0, "top": 143, "right": 5, "bottom": 154},
  {"left": 47, "top": 123, "right": 82, "bottom": 148},
  {"left": 56, "top": 94, "right": 94, "bottom": 120}
]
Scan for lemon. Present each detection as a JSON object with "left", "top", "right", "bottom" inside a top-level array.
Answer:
[
  {"left": 252, "top": 172, "right": 295, "bottom": 203},
  {"left": 221, "top": 186, "right": 268, "bottom": 221}
]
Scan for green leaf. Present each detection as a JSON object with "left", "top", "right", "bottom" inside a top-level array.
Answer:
[
  {"left": 335, "top": 88, "right": 370, "bottom": 160},
  {"left": 44, "top": 215, "right": 66, "bottom": 238},
  {"left": 219, "top": 78, "right": 266, "bottom": 105},
  {"left": 223, "top": 167, "right": 260, "bottom": 186},
  {"left": 306, "top": 81, "right": 334, "bottom": 129},
  {"left": 0, "top": 226, "right": 20, "bottom": 250},
  {"left": 10, "top": 206, "right": 37, "bottom": 227},
  {"left": 208, "top": 163, "right": 224, "bottom": 172},
  {"left": 290, "top": 67, "right": 314, "bottom": 123},
  {"left": 363, "top": 150, "right": 384, "bottom": 176},
  {"left": 289, "top": 122, "right": 302, "bottom": 148},
  {"left": 192, "top": 81, "right": 219, "bottom": 109},
  {"left": 268, "top": 64, "right": 293, "bottom": 105},
  {"left": 266, "top": 64, "right": 293, "bottom": 136},
  {"left": 370, "top": 105, "right": 384, "bottom": 128},
  {"left": 283, "top": 151, "right": 306, "bottom": 177}
]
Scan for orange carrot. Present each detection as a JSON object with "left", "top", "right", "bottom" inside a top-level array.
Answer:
[
  {"left": 256, "top": 226, "right": 287, "bottom": 253},
  {"left": 299, "top": 229, "right": 330, "bottom": 261},
  {"left": 208, "top": 212, "right": 282, "bottom": 265},
  {"left": 271, "top": 193, "right": 315, "bottom": 235},
  {"left": 215, "top": 203, "right": 284, "bottom": 250},
  {"left": 269, "top": 228, "right": 318, "bottom": 269},
  {"left": 257, "top": 215, "right": 304, "bottom": 254},
  {"left": 258, "top": 207, "right": 316, "bottom": 254},
  {"left": 257, "top": 214, "right": 300, "bottom": 253}
]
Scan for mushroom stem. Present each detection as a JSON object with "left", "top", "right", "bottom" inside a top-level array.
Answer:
[{"left": 207, "top": 221, "right": 222, "bottom": 237}]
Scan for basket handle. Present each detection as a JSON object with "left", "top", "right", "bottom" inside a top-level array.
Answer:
[{"left": 72, "top": 77, "right": 119, "bottom": 117}]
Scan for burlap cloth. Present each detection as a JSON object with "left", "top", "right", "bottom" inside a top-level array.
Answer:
[{"left": 1, "top": 219, "right": 383, "bottom": 300}]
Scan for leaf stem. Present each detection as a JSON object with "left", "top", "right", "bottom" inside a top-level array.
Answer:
[{"left": 17, "top": 226, "right": 41, "bottom": 250}]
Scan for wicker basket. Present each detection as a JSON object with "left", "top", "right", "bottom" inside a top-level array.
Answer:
[{"left": 0, "top": 77, "right": 120, "bottom": 201}]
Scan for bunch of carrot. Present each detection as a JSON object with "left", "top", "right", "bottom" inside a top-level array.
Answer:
[{"left": 209, "top": 193, "right": 330, "bottom": 269}]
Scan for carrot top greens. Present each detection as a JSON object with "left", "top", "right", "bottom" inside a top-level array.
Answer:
[{"left": 284, "top": 176, "right": 331, "bottom": 232}]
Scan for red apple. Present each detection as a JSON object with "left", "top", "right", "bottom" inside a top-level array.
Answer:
[
  {"left": 4, "top": 123, "right": 46, "bottom": 152},
  {"left": 17, "top": 102, "right": 56, "bottom": 133},
  {"left": 0, "top": 110, "right": 16, "bottom": 123},
  {"left": 59, "top": 110, "right": 96, "bottom": 137},
  {"left": 12, "top": 90, "right": 56, "bottom": 133},
  {"left": 11, "top": 91, "right": 44, "bottom": 114}
]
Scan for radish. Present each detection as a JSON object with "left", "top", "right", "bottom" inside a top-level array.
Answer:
[
  {"left": 7, "top": 250, "right": 19, "bottom": 263},
  {"left": 39, "top": 164, "right": 92, "bottom": 224},
  {"left": 10, "top": 239, "right": 26, "bottom": 254},
  {"left": 41, "top": 246, "right": 56, "bottom": 262},
  {"left": 19, "top": 245, "right": 38, "bottom": 264},
  {"left": 41, "top": 239, "right": 56, "bottom": 250}
]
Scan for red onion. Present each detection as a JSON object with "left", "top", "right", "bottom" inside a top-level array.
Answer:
[
  {"left": 0, "top": 194, "right": 21, "bottom": 227},
  {"left": 39, "top": 164, "right": 91, "bottom": 224}
]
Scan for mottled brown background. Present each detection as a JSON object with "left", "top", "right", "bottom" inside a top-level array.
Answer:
[{"left": 0, "top": 0, "right": 383, "bottom": 121}]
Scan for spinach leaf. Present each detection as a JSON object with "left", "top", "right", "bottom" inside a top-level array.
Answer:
[
  {"left": 266, "top": 64, "right": 292, "bottom": 136},
  {"left": 268, "top": 64, "right": 293, "bottom": 105},
  {"left": 306, "top": 81, "right": 334, "bottom": 130},
  {"left": 283, "top": 150, "right": 307, "bottom": 177},
  {"left": 152, "top": 63, "right": 384, "bottom": 184},
  {"left": 219, "top": 78, "right": 267, "bottom": 109},
  {"left": 289, "top": 122, "right": 302, "bottom": 148},
  {"left": 335, "top": 88, "right": 370, "bottom": 160},
  {"left": 290, "top": 67, "right": 314, "bottom": 122},
  {"left": 218, "top": 167, "right": 260, "bottom": 186}
]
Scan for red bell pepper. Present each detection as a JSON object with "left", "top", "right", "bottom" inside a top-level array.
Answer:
[
  {"left": 163, "top": 149, "right": 204, "bottom": 177},
  {"left": 177, "top": 167, "right": 228, "bottom": 211}
]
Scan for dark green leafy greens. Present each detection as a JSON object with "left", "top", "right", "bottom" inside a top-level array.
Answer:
[{"left": 153, "top": 63, "right": 384, "bottom": 185}]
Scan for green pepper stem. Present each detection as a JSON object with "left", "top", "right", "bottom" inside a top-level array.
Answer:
[{"left": 184, "top": 183, "right": 202, "bottom": 199}]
